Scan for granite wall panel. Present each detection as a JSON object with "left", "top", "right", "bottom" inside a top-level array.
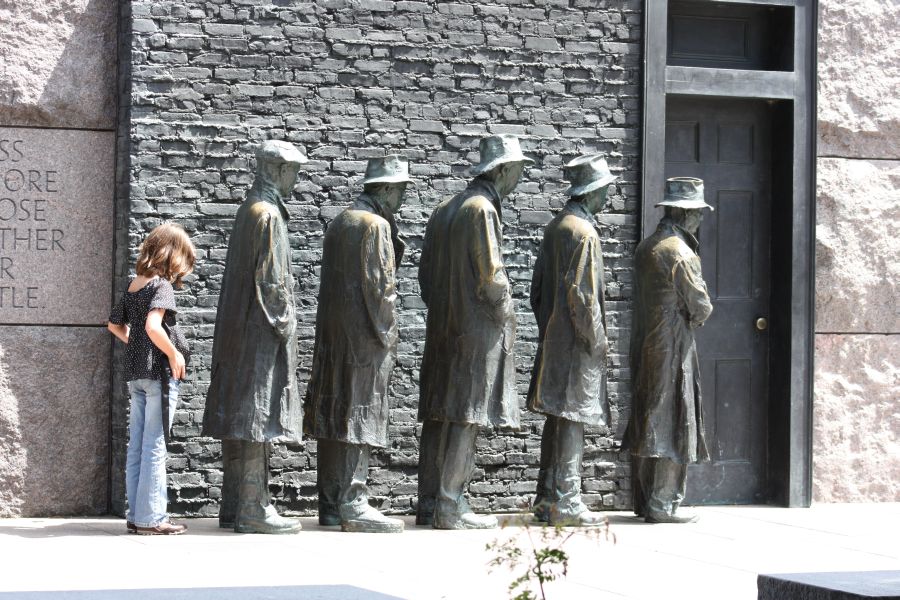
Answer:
[
  {"left": 0, "top": 0, "right": 118, "bottom": 130},
  {"left": 0, "top": 326, "right": 110, "bottom": 517},
  {"left": 813, "top": 334, "right": 900, "bottom": 503},
  {"left": 817, "top": 0, "right": 900, "bottom": 160}
]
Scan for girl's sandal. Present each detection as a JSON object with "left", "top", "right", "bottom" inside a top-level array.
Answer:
[{"left": 134, "top": 521, "right": 187, "bottom": 535}]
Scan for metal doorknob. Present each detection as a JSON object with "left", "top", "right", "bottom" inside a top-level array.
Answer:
[{"left": 756, "top": 317, "right": 768, "bottom": 331}]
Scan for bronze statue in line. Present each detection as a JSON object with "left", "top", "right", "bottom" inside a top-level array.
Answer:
[
  {"left": 416, "top": 134, "right": 530, "bottom": 530},
  {"left": 202, "top": 140, "right": 306, "bottom": 534},
  {"left": 528, "top": 154, "right": 616, "bottom": 526},
  {"left": 623, "top": 177, "right": 714, "bottom": 524},
  {"left": 304, "top": 155, "right": 413, "bottom": 534}
]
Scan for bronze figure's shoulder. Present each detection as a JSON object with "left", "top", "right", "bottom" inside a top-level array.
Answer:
[
  {"left": 247, "top": 199, "right": 279, "bottom": 223},
  {"left": 657, "top": 234, "right": 695, "bottom": 262},
  {"left": 558, "top": 212, "right": 597, "bottom": 240},
  {"left": 460, "top": 192, "right": 496, "bottom": 216}
]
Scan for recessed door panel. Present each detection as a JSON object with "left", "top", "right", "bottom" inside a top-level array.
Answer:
[{"left": 716, "top": 191, "right": 753, "bottom": 299}]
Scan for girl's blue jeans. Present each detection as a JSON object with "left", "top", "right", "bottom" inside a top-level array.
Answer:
[{"left": 126, "top": 377, "right": 179, "bottom": 527}]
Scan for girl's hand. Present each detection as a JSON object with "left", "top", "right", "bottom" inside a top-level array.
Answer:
[{"left": 169, "top": 350, "right": 186, "bottom": 380}]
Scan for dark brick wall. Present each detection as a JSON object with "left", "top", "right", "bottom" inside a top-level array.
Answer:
[{"left": 118, "top": 0, "right": 642, "bottom": 517}]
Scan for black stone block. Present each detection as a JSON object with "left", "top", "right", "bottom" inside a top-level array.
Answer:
[{"left": 758, "top": 571, "right": 900, "bottom": 600}]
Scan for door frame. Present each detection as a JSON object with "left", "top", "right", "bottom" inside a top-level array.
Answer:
[{"left": 640, "top": 0, "right": 817, "bottom": 507}]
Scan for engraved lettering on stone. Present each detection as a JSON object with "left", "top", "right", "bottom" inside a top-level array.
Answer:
[{"left": 0, "top": 139, "right": 66, "bottom": 311}]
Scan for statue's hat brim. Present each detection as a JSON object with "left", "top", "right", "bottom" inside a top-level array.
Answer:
[
  {"left": 656, "top": 176, "right": 714, "bottom": 210},
  {"left": 358, "top": 154, "right": 416, "bottom": 186},
  {"left": 562, "top": 153, "right": 617, "bottom": 196},
  {"left": 470, "top": 134, "right": 535, "bottom": 176},
  {"left": 566, "top": 174, "right": 617, "bottom": 196},
  {"left": 257, "top": 140, "right": 308, "bottom": 165},
  {"left": 470, "top": 153, "right": 535, "bottom": 176},
  {"left": 359, "top": 173, "right": 416, "bottom": 185},
  {"left": 654, "top": 198, "right": 715, "bottom": 210}
]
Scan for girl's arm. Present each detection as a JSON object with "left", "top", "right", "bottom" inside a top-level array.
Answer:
[
  {"left": 145, "top": 308, "right": 186, "bottom": 380},
  {"left": 107, "top": 322, "right": 129, "bottom": 344}
]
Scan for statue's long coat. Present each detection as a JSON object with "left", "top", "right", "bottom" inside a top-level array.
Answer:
[
  {"left": 304, "top": 195, "right": 403, "bottom": 448},
  {"left": 202, "top": 187, "right": 302, "bottom": 443},
  {"left": 417, "top": 179, "right": 520, "bottom": 428},
  {"left": 623, "top": 219, "right": 712, "bottom": 463},
  {"left": 526, "top": 201, "right": 610, "bottom": 427}
]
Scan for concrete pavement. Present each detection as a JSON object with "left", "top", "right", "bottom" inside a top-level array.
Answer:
[{"left": 1, "top": 504, "right": 899, "bottom": 599}]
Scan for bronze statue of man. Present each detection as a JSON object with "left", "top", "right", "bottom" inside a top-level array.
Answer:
[
  {"left": 623, "top": 177, "right": 714, "bottom": 524},
  {"left": 304, "top": 155, "right": 413, "bottom": 534},
  {"left": 527, "top": 154, "right": 615, "bottom": 526},
  {"left": 202, "top": 140, "right": 306, "bottom": 534},
  {"left": 417, "top": 134, "right": 530, "bottom": 530}
]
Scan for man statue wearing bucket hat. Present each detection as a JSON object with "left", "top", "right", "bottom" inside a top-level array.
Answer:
[
  {"left": 623, "top": 176, "right": 714, "bottom": 524},
  {"left": 203, "top": 140, "right": 307, "bottom": 534},
  {"left": 527, "top": 154, "right": 616, "bottom": 526},
  {"left": 416, "top": 134, "right": 531, "bottom": 529},
  {"left": 304, "top": 155, "right": 412, "bottom": 533}
]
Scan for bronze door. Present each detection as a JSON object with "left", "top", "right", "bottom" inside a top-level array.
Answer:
[{"left": 663, "top": 96, "right": 772, "bottom": 504}]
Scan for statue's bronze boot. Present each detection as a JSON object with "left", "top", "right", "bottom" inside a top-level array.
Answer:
[
  {"left": 433, "top": 498, "right": 498, "bottom": 530},
  {"left": 233, "top": 441, "right": 302, "bottom": 534},
  {"left": 645, "top": 509, "right": 698, "bottom": 524},
  {"left": 341, "top": 503, "right": 403, "bottom": 533},
  {"left": 549, "top": 506, "right": 606, "bottom": 527},
  {"left": 236, "top": 505, "right": 303, "bottom": 534},
  {"left": 434, "top": 510, "right": 498, "bottom": 530}
]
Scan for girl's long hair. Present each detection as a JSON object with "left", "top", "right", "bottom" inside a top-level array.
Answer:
[{"left": 136, "top": 222, "right": 196, "bottom": 288}]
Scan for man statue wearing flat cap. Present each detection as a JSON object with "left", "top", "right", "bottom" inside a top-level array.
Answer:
[
  {"left": 203, "top": 140, "right": 306, "bottom": 534},
  {"left": 623, "top": 176, "right": 714, "bottom": 524},
  {"left": 528, "top": 154, "right": 615, "bottom": 526},
  {"left": 304, "top": 155, "right": 412, "bottom": 534},
  {"left": 416, "top": 134, "right": 530, "bottom": 529}
]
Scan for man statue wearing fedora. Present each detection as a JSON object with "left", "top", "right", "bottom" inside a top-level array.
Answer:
[
  {"left": 527, "top": 154, "right": 615, "bottom": 526},
  {"left": 623, "top": 176, "right": 714, "bottom": 524},
  {"left": 304, "top": 155, "right": 412, "bottom": 534},
  {"left": 203, "top": 140, "right": 306, "bottom": 534},
  {"left": 416, "top": 134, "right": 530, "bottom": 529}
]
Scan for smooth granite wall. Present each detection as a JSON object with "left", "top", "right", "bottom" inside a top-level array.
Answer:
[
  {"left": 121, "top": 0, "right": 642, "bottom": 517},
  {"left": 0, "top": 0, "right": 118, "bottom": 516},
  {"left": 813, "top": 0, "right": 900, "bottom": 503}
]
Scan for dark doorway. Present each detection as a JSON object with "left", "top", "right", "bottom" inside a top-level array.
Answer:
[{"left": 663, "top": 96, "right": 772, "bottom": 504}]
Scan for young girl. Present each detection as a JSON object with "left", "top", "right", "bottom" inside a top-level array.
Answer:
[{"left": 108, "top": 222, "right": 196, "bottom": 535}]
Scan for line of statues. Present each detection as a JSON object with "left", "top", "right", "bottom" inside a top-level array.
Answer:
[{"left": 201, "top": 136, "right": 714, "bottom": 534}]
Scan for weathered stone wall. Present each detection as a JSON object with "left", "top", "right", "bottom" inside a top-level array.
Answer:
[
  {"left": 0, "top": 0, "right": 117, "bottom": 517},
  {"left": 813, "top": 0, "right": 900, "bottom": 503},
  {"left": 121, "top": 0, "right": 642, "bottom": 516}
]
